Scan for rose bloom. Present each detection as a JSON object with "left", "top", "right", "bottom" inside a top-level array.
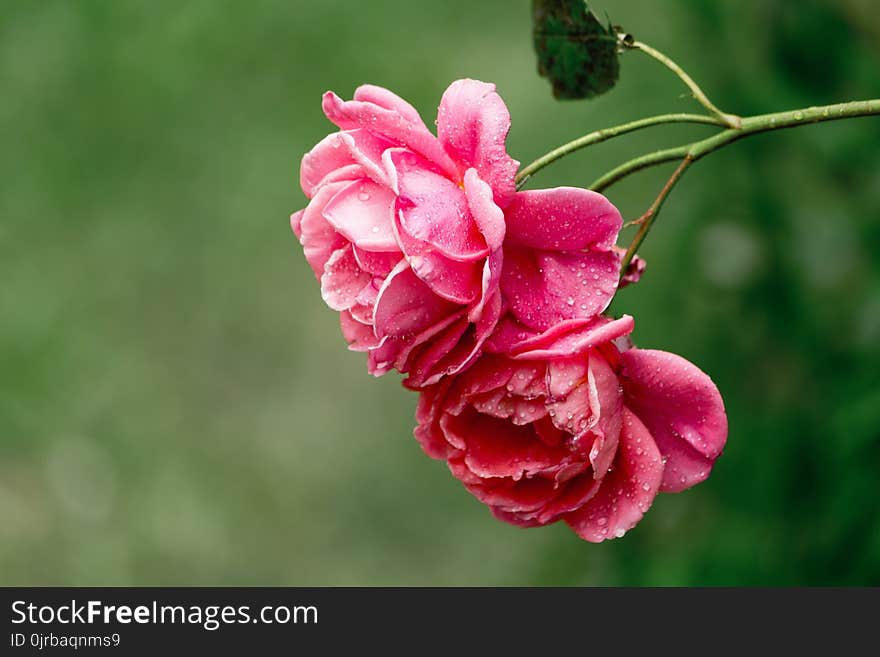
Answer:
[
  {"left": 414, "top": 316, "right": 727, "bottom": 542},
  {"left": 292, "top": 79, "right": 623, "bottom": 387}
]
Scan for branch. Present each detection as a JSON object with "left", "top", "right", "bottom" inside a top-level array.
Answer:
[
  {"left": 591, "top": 99, "right": 880, "bottom": 194},
  {"left": 618, "top": 156, "right": 693, "bottom": 277},
  {"left": 627, "top": 40, "right": 741, "bottom": 129},
  {"left": 515, "top": 113, "right": 723, "bottom": 188}
]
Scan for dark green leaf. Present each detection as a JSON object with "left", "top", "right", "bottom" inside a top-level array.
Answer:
[{"left": 532, "top": 0, "right": 621, "bottom": 100}]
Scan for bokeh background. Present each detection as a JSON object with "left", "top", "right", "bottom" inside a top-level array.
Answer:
[{"left": 2, "top": 0, "right": 878, "bottom": 585}]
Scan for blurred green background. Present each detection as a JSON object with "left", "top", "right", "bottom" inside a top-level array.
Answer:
[{"left": 1, "top": 0, "right": 878, "bottom": 585}]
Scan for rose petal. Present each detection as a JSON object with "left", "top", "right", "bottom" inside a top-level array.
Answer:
[
  {"left": 468, "top": 250, "right": 503, "bottom": 324},
  {"left": 290, "top": 210, "right": 304, "bottom": 240},
  {"left": 414, "top": 380, "right": 455, "bottom": 459},
  {"left": 407, "top": 252, "right": 481, "bottom": 305},
  {"left": 476, "top": 478, "right": 559, "bottom": 518},
  {"left": 322, "top": 90, "right": 458, "bottom": 179},
  {"left": 320, "top": 245, "right": 372, "bottom": 311},
  {"left": 402, "top": 290, "right": 501, "bottom": 389},
  {"left": 464, "top": 168, "right": 505, "bottom": 251},
  {"left": 585, "top": 353, "right": 623, "bottom": 479},
  {"left": 296, "top": 181, "right": 349, "bottom": 278},
  {"left": 506, "top": 187, "right": 622, "bottom": 251},
  {"left": 614, "top": 246, "right": 646, "bottom": 288},
  {"left": 565, "top": 408, "right": 664, "bottom": 542},
  {"left": 455, "top": 411, "right": 568, "bottom": 480},
  {"left": 510, "top": 316, "right": 635, "bottom": 360},
  {"left": 299, "top": 132, "right": 360, "bottom": 198},
  {"left": 390, "top": 150, "right": 489, "bottom": 262},
  {"left": 339, "top": 309, "right": 384, "bottom": 351},
  {"left": 500, "top": 245, "right": 620, "bottom": 331},
  {"left": 353, "top": 84, "right": 423, "bottom": 124},
  {"left": 436, "top": 79, "right": 519, "bottom": 207},
  {"left": 352, "top": 247, "right": 401, "bottom": 277},
  {"left": 322, "top": 179, "right": 399, "bottom": 252},
  {"left": 619, "top": 349, "right": 728, "bottom": 492},
  {"left": 373, "top": 261, "right": 457, "bottom": 339}
]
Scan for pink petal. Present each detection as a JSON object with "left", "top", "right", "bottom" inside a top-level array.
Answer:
[
  {"left": 504, "top": 360, "right": 546, "bottom": 398},
  {"left": 546, "top": 353, "right": 622, "bottom": 480},
  {"left": 436, "top": 79, "right": 519, "bottom": 207},
  {"left": 353, "top": 84, "right": 423, "bottom": 124},
  {"left": 339, "top": 310, "right": 384, "bottom": 351},
  {"left": 619, "top": 349, "right": 728, "bottom": 492},
  {"left": 296, "top": 181, "right": 349, "bottom": 278},
  {"left": 290, "top": 210, "right": 304, "bottom": 240},
  {"left": 299, "top": 133, "right": 359, "bottom": 198},
  {"left": 585, "top": 353, "right": 624, "bottom": 478},
  {"left": 476, "top": 478, "right": 559, "bottom": 517},
  {"left": 535, "top": 473, "right": 601, "bottom": 524},
  {"left": 299, "top": 129, "right": 392, "bottom": 197},
  {"left": 505, "top": 187, "right": 622, "bottom": 251},
  {"left": 455, "top": 411, "right": 568, "bottom": 480},
  {"left": 389, "top": 150, "right": 489, "bottom": 262},
  {"left": 352, "top": 247, "right": 401, "bottom": 276},
  {"left": 509, "top": 315, "right": 635, "bottom": 360},
  {"left": 322, "top": 179, "right": 399, "bottom": 252},
  {"left": 373, "top": 261, "right": 457, "bottom": 339},
  {"left": 349, "top": 278, "right": 380, "bottom": 324},
  {"left": 500, "top": 245, "right": 620, "bottom": 331},
  {"left": 402, "top": 316, "right": 470, "bottom": 383},
  {"left": 322, "top": 90, "right": 458, "bottom": 180},
  {"left": 445, "top": 354, "right": 517, "bottom": 403},
  {"left": 464, "top": 168, "right": 505, "bottom": 251},
  {"left": 565, "top": 408, "right": 664, "bottom": 542},
  {"left": 320, "top": 245, "right": 372, "bottom": 311},
  {"left": 379, "top": 311, "right": 465, "bottom": 377},
  {"left": 408, "top": 253, "right": 481, "bottom": 305},
  {"left": 467, "top": 250, "right": 503, "bottom": 324},
  {"left": 490, "top": 506, "right": 547, "bottom": 528},
  {"left": 413, "top": 381, "right": 455, "bottom": 459},
  {"left": 469, "top": 387, "right": 518, "bottom": 419},
  {"left": 614, "top": 246, "right": 646, "bottom": 288},
  {"left": 402, "top": 290, "right": 501, "bottom": 389},
  {"left": 337, "top": 130, "right": 393, "bottom": 187}
]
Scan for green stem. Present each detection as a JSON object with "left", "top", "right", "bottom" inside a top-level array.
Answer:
[
  {"left": 628, "top": 40, "right": 741, "bottom": 129},
  {"left": 514, "top": 113, "right": 723, "bottom": 188},
  {"left": 590, "top": 144, "right": 689, "bottom": 193},
  {"left": 618, "top": 156, "right": 692, "bottom": 277},
  {"left": 609, "top": 98, "right": 880, "bottom": 277},
  {"left": 593, "top": 99, "right": 880, "bottom": 193}
]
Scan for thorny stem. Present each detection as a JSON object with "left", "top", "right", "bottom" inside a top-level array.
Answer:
[
  {"left": 618, "top": 156, "right": 692, "bottom": 277},
  {"left": 628, "top": 40, "right": 742, "bottom": 129}
]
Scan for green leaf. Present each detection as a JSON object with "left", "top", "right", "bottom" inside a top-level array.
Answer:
[{"left": 532, "top": 0, "right": 621, "bottom": 100}]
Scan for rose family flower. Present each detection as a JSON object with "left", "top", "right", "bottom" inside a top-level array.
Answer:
[
  {"left": 414, "top": 316, "right": 727, "bottom": 542},
  {"left": 291, "top": 79, "right": 516, "bottom": 388},
  {"left": 291, "top": 79, "right": 625, "bottom": 387}
]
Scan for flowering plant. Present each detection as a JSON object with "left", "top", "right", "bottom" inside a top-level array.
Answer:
[{"left": 290, "top": 2, "right": 878, "bottom": 541}]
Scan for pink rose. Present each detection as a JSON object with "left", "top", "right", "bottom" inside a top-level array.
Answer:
[
  {"left": 414, "top": 316, "right": 727, "bottom": 542},
  {"left": 291, "top": 79, "right": 625, "bottom": 387},
  {"left": 291, "top": 79, "right": 517, "bottom": 387}
]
